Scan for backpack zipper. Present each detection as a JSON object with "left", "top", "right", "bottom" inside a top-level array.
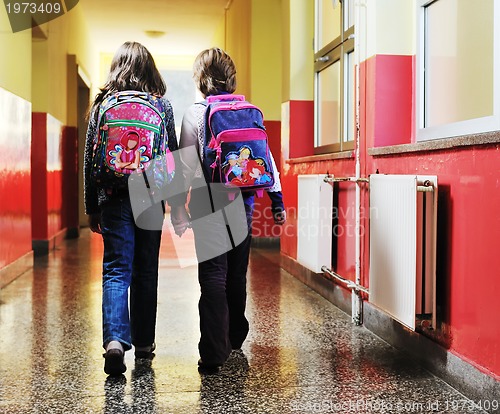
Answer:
[
  {"left": 105, "top": 119, "right": 161, "bottom": 134},
  {"left": 104, "top": 97, "right": 164, "bottom": 120}
]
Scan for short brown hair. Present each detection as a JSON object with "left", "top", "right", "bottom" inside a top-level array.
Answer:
[{"left": 193, "top": 47, "right": 237, "bottom": 97}]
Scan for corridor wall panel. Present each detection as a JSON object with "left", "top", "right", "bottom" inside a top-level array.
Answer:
[
  {"left": 31, "top": 112, "right": 65, "bottom": 254},
  {"left": 0, "top": 87, "right": 33, "bottom": 285}
]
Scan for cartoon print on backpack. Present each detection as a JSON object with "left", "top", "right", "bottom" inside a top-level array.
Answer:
[
  {"left": 222, "top": 153, "right": 242, "bottom": 182},
  {"left": 111, "top": 131, "right": 146, "bottom": 171},
  {"left": 249, "top": 160, "right": 272, "bottom": 185},
  {"left": 237, "top": 146, "right": 251, "bottom": 170},
  {"left": 221, "top": 145, "right": 273, "bottom": 187}
]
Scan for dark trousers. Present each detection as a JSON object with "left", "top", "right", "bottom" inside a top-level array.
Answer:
[
  {"left": 196, "top": 234, "right": 251, "bottom": 365},
  {"left": 191, "top": 190, "right": 253, "bottom": 365}
]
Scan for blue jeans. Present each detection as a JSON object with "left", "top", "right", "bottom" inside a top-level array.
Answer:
[{"left": 100, "top": 197, "right": 163, "bottom": 350}]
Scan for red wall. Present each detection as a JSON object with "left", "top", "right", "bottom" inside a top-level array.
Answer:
[
  {"left": 369, "top": 145, "right": 500, "bottom": 377},
  {"left": 252, "top": 120, "right": 283, "bottom": 238},
  {"left": 31, "top": 112, "right": 64, "bottom": 242},
  {"left": 61, "top": 126, "right": 79, "bottom": 232},
  {"left": 281, "top": 52, "right": 500, "bottom": 380},
  {"left": 0, "top": 88, "right": 32, "bottom": 269},
  {"left": 364, "top": 55, "right": 415, "bottom": 147}
]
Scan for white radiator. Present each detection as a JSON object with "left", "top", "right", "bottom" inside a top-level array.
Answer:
[
  {"left": 297, "top": 175, "right": 333, "bottom": 273},
  {"left": 369, "top": 174, "right": 438, "bottom": 330}
]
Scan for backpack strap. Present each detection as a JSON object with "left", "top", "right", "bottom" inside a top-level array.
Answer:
[
  {"left": 195, "top": 99, "right": 211, "bottom": 146},
  {"left": 206, "top": 94, "right": 245, "bottom": 104}
]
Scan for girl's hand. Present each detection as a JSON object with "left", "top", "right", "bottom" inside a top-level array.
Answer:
[
  {"left": 171, "top": 205, "right": 191, "bottom": 237},
  {"left": 88, "top": 213, "right": 102, "bottom": 234},
  {"left": 273, "top": 209, "right": 286, "bottom": 225}
]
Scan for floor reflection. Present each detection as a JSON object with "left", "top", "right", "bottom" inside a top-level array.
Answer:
[
  {"left": 198, "top": 350, "right": 250, "bottom": 414},
  {"left": 104, "top": 375, "right": 129, "bottom": 414},
  {"left": 0, "top": 229, "right": 486, "bottom": 413},
  {"left": 131, "top": 359, "right": 157, "bottom": 413}
]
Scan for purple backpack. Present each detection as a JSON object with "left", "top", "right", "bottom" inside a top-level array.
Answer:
[
  {"left": 202, "top": 94, "right": 275, "bottom": 196},
  {"left": 91, "top": 91, "right": 175, "bottom": 190}
]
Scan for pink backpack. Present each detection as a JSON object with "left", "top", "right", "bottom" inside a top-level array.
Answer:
[
  {"left": 91, "top": 91, "right": 175, "bottom": 190},
  {"left": 201, "top": 94, "right": 275, "bottom": 197}
]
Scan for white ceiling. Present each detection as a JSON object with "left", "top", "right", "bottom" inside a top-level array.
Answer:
[{"left": 78, "top": 0, "right": 229, "bottom": 58}]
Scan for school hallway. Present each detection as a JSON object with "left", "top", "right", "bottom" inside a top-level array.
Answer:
[{"left": 0, "top": 226, "right": 487, "bottom": 414}]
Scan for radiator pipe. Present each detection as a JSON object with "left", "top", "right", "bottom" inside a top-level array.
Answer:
[
  {"left": 323, "top": 176, "right": 369, "bottom": 184},
  {"left": 352, "top": 0, "right": 364, "bottom": 326},
  {"left": 417, "top": 179, "right": 434, "bottom": 192},
  {"left": 321, "top": 1, "right": 368, "bottom": 326},
  {"left": 321, "top": 266, "right": 370, "bottom": 295},
  {"left": 324, "top": 176, "right": 432, "bottom": 191}
]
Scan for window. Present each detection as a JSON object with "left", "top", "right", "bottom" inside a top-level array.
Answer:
[
  {"left": 417, "top": 0, "right": 499, "bottom": 141},
  {"left": 314, "top": 0, "right": 355, "bottom": 154}
]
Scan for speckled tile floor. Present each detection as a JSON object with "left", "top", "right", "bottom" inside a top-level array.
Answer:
[{"left": 0, "top": 227, "right": 487, "bottom": 413}]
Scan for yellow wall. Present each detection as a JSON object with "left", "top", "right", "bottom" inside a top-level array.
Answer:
[
  {"left": 316, "top": 0, "right": 341, "bottom": 51},
  {"left": 67, "top": 4, "right": 94, "bottom": 88},
  {"left": 0, "top": 7, "right": 32, "bottom": 100},
  {"left": 250, "top": 0, "right": 282, "bottom": 121},
  {"left": 282, "top": 0, "right": 291, "bottom": 103},
  {"left": 31, "top": 5, "right": 95, "bottom": 125},
  {"left": 212, "top": 13, "right": 226, "bottom": 48},
  {"left": 365, "top": 0, "right": 415, "bottom": 58},
  {"left": 289, "top": 0, "right": 314, "bottom": 101},
  {"left": 225, "top": 0, "right": 251, "bottom": 99},
  {"left": 31, "top": 16, "right": 68, "bottom": 122},
  {"left": 32, "top": 38, "right": 49, "bottom": 109},
  {"left": 221, "top": 0, "right": 283, "bottom": 119}
]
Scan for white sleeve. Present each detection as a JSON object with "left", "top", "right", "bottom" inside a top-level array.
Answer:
[
  {"left": 179, "top": 104, "right": 207, "bottom": 187},
  {"left": 267, "top": 150, "right": 282, "bottom": 192}
]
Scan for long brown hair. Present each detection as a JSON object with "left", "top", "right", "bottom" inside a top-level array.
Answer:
[
  {"left": 193, "top": 47, "right": 237, "bottom": 97},
  {"left": 90, "top": 41, "right": 166, "bottom": 115}
]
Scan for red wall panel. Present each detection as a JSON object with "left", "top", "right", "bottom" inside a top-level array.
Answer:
[
  {"left": 0, "top": 89, "right": 32, "bottom": 268},
  {"left": 47, "top": 170, "right": 63, "bottom": 236},
  {"left": 279, "top": 100, "right": 315, "bottom": 257},
  {"left": 367, "top": 144, "right": 500, "bottom": 378},
  {"left": 31, "top": 112, "right": 64, "bottom": 241},
  {"left": 289, "top": 100, "right": 314, "bottom": 158},
  {"left": 252, "top": 120, "right": 282, "bottom": 238},
  {"left": 61, "top": 126, "right": 79, "bottom": 231},
  {"left": 281, "top": 157, "right": 357, "bottom": 276},
  {"left": 31, "top": 113, "right": 49, "bottom": 239},
  {"left": 364, "top": 55, "right": 414, "bottom": 148}
]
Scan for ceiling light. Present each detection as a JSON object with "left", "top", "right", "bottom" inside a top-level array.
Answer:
[{"left": 145, "top": 30, "right": 166, "bottom": 38}]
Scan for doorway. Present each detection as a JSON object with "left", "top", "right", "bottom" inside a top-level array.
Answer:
[{"left": 77, "top": 72, "right": 90, "bottom": 227}]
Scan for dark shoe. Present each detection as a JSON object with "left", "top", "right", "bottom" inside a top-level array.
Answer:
[
  {"left": 197, "top": 359, "right": 221, "bottom": 375},
  {"left": 134, "top": 343, "right": 156, "bottom": 360},
  {"left": 104, "top": 348, "right": 126, "bottom": 376}
]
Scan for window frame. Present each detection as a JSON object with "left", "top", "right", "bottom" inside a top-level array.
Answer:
[
  {"left": 314, "top": 0, "right": 355, "bottom": 154},
  {"left": 416, "top": 0, "right": 500, "bottom": 141}
]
